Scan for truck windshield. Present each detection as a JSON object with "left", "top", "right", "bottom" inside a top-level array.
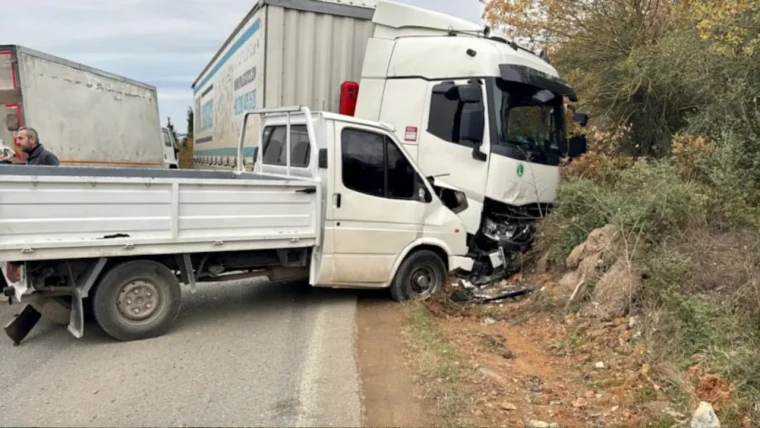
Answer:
[{"left": 492, "top": 79, "right": 564, "bottom": 159}]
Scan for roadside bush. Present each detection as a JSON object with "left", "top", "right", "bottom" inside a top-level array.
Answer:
[
  {"left": 540, "top": 159, "right": 709, "bottom": 266},
  {"left": 540, "top": 156, "right": 760, "bottom": 421}
]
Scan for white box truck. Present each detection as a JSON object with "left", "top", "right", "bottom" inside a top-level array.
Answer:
[
  {"left": 0, "top": 45, "right": 179, "bottom": 168},
  {"left": 192, "top": 0, "right": 590, "bottom": 287},
  {"left": 0, "top": 107, "right": 473, "bottom": 345}
]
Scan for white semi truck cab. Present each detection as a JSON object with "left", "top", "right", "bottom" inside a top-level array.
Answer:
[{"left": 345, "top": 1, "right": 590, "bottom": 285}]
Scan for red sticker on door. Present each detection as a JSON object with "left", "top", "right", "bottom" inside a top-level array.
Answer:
[{"left": 404, "top": 126, "right": 418, "bottom": 142}]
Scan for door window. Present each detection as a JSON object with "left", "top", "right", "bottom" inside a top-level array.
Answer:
[{"left": 341, "top": 128, "right": 428, "bottom": 202}]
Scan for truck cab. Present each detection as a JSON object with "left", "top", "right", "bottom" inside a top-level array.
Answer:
[
  {"left": 349, "top": 0, "right": 589, "bottom": 285},
  {"left": 162, "top": 127, "right": 179, "bottom": 169},
  {"left": 249, "top": 109, "right": 474, "bottom": 295}
]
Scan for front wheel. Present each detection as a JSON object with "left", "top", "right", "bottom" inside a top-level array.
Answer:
[
  {"left": 93, "top": 260, "right": 181, "bottom": 341},
  {"left": 390, "top": 250, "right": 447, "bottom": 302}
]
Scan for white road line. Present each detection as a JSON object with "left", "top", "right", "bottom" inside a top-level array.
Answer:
[{"left": 295, "top": 294, "right": 361, "bottom": 427}]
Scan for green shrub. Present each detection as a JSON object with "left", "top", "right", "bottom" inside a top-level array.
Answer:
[{"left": 540, "top": 159, "right": 709, "bottom": 265}]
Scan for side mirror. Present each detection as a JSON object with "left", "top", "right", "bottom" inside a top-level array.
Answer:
[
  {"left": 568, "top": 135, "right": 587, "bottom": 158},
  {"left": 458, "top": 84, "right": 482, "bottom": 104},
  {"left": 572, "top": 112, "right": 589, "bottom": 127},
  {"left": 6, "top": 111, "right": 19, "bottom": 131}
]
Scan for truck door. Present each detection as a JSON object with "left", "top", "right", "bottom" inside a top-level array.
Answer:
[
  {"left": 416, "top": 79, "right": 490, "bottom": 234},
  {"left": 320, "top": 121, "right": 430, "bottom": 286}
]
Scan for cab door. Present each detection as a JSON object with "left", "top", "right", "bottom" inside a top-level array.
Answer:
[
  {"left": 317, "top": 121, "right": 431, "bottom": 287},
  {"left": 416, "top": 79, "right": 490, "bottom": 233}
]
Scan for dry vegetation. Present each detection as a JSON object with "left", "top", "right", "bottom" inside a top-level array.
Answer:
[
  {"left": 402, "top": 0, "right": 760, "bottom": 426},
  {"left": 484, "top": 0, "right": 760, "bottom": 423}
]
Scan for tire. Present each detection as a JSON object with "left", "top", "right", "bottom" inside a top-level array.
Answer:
[
  {"left": 92, "top": 260, "right": 181, "bottom": 342},
  {"left": 32, "top": 297, "right": 72, "bottom": 326},
  {"left": 390, "top": 250, "right": 447, "bottom": 303}
]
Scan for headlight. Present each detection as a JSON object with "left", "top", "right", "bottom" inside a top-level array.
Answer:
[{"left": 482, "top": 218, "right": 518, "bottom": 241}]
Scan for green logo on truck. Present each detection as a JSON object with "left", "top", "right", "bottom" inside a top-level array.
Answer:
[{"left": 517, "top": 163, "right": 525, "bottom": 177}]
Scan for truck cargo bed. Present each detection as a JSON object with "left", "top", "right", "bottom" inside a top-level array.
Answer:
[{"left": 0, "top": 165, "right": 318, "bottom": 262}]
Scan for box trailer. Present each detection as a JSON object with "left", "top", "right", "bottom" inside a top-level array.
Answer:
[
  {"left": 191, "top": 0, "right": 376, "bottom": 166},
  {"left": 0, "top": 45, "right": 177, "bottom": 168}
]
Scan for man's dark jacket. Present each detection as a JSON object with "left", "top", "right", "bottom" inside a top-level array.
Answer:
[{"left": 25, "top": 144, "right": 59, "bottom": 166}]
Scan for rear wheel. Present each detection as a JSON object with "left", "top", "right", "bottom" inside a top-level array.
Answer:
[
  {"left": 93, "top": 260, "right": 181, "bottom": 341},
  {"left": 390, "top": 250, "right": 447, "bottom": 303}
]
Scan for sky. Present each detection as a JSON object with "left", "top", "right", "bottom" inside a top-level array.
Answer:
[{"left": 1, "top": 0, "right": 485, "bottom": 134}]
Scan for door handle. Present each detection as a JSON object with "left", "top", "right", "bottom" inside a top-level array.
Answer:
[
  {"left": 296, "top": 187, "right": 317, "bottom": 194},
  {"left": 335, "top": 193, "right": 342, "bottom": 208}
]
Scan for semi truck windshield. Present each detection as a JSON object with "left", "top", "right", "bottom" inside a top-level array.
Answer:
[{"left": 491, "top": 78, "right": 564, "bottom": 163}]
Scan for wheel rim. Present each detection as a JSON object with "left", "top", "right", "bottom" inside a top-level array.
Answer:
[
  {"left": 116, "top": 280, "right": 163, "bottom": 324},
  {"left": 408, "top": 263, "right": 440, "bottom": 299}
]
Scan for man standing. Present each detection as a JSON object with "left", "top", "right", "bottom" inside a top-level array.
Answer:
[{"left": 0, "top": 127, "right": 59, "bottom": 165}]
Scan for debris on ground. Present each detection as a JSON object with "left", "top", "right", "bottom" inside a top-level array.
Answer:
[
  {"left": 689, "top": 401, "right": 721, "bottom": 428},
  {"left": 426, "top": 266, "right": 697, "bottom": 427},
  {"left": 526, "top": 419, "right": 559, "bottom": 428},
  {"left": 420, "top": 225, "right": 754, "bottom": 427},
  {"left": 451, "top": 280, "right": 535, "bottom": 304}
]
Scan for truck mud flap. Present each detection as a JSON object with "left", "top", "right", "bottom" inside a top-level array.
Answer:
[{"left": 4, "top": 304, "right": 42, "bottom": 346}]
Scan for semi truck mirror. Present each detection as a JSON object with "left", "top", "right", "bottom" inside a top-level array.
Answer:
[
  {"left": 568, "top": 135, "right": 587, "bottom": 158},
  {"left": 572, "top": 112, "right": 589, "bottom": 127},
  {"left": 6, "top": 111, "right": 19, "bottom": 131},
  {"left": 458, "top": 85, "right": 482, "bottom": 104}
]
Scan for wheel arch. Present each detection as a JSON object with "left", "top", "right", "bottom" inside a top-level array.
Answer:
[{"left": 386, "top": 238, "right": 452, "bottom": 287}]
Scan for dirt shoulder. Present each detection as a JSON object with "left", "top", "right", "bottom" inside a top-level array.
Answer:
[
  {"left": 356, "top": 294, "right": 436, "bottom": 427},
  {"left": 356, "top": 274, "right": 732, "bottom": 428}
]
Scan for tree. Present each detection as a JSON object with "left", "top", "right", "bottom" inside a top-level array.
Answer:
[
  {"left": 482, "top": 0, "right": 706, "bottom": 156},
  {"left": 166, "top": 117, "right": 178, "bottom": 142},
  {"left": 186, "top": 106, "right": 194, "bottom": 140}
]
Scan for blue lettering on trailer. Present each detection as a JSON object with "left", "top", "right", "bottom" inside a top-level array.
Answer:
[
  {"left": 199, "top": 99, "right": 214, "bottom": 132},
  {"left": 234, "top": 90, "right": 257, "bottom": 116},
  {"left": 194, "top": 18, "right": 262, "bottom": 95}
]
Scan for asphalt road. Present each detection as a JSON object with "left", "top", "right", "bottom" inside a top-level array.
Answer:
[{"left": 0, "top": 279, "right": 363, "bottom": 427}]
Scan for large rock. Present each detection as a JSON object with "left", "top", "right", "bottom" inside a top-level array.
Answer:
[
  {"left": 689, "top": 401, "right": 721, "bottom": 428},
  {"left": 566, "top": 224, "right": 621, "bottom": 269},
  {"left": 558, "top": 224, "right": 641, "bottom": 318},
  {"left": 587, "top": 259, "right": 642, "bottom": 320}
]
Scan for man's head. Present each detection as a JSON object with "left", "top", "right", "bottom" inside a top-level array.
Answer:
[{"left": 17, "top": 127, "right": 39, "bottom": 152}]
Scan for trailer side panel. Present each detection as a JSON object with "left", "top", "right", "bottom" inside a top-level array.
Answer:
[
  {"left": 17, "top": 48, "right": 164, "bottom": 167},
  {"left": 192, "top": 8, "right": 267, "bottom": 165},
  {"left": 192, "top": 0, "right": 375, "bottom": 167}
]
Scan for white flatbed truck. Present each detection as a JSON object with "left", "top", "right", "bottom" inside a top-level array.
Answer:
[{"left": 0, "top": 107, "right": 472, "bottom": 345}]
